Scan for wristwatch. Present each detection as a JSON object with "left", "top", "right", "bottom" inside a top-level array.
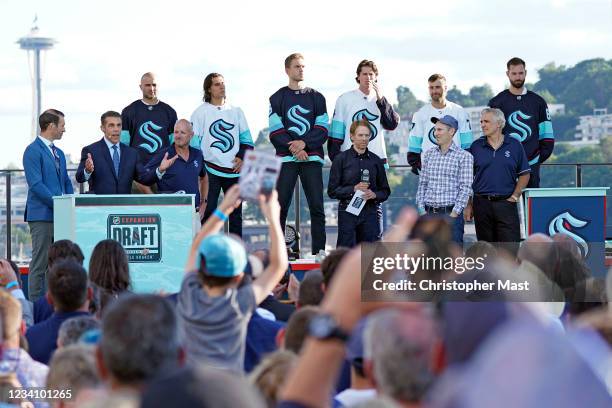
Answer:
[{"left": 309, "top": 314, "right": 350, "bottom": 342}]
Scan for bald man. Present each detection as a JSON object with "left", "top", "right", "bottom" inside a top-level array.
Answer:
[
  {"left": 121, "top": 72, "right": 178, "bottom": 193},
  {"left": 140, "top": 119, "right": 208, "bottom": 215}
]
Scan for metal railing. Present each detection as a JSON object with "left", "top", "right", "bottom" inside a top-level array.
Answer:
[{"left": 2, "top": 163, "right": 611, "bottom": 260}]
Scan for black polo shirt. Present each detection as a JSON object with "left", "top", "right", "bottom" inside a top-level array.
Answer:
[
  {"left": 468, "top": 136, "right": 530, "bottom": 196},
  {"left": 328, "top": 146, "right": 391, "bottom": 208},
  {"left": 143, "top": 145, "right": 206, "bottom": 205}
]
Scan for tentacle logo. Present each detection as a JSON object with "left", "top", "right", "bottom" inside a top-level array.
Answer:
[
  {"left": 287, "top": 105, "right": 311, "bottom": 136},
  {"left": 209, "top": 119, "right": 235, "bottom": 153},
  {"left": 548, "top": 211, "right": 589, "bottom": 257},
  {"left": 507, "top": 111, "right": 532, "bottom": 142},
  {"left": 427, "top": 127, "right": 437, "bottom": 145},
  {"left": 138, "top": 121, "right": 163, "bottom": 153},
  {"left": 352, "top": 109, "right": 379, "bottom": 140}
]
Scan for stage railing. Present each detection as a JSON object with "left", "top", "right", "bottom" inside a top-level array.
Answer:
[{"left": 1, "top": 163, "right": 611, "bottom": 260}]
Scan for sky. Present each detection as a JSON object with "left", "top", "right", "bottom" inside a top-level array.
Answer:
[{"left": 1, "top": 0, "right": 611, "bottom": 168}]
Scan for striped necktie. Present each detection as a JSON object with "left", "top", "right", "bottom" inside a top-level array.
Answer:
[
  {"left": 50, "top": 144, "right": 60, "bottom": 175},
  {"left": 112, "top": 145, "right": 120, "bottom": 177}
]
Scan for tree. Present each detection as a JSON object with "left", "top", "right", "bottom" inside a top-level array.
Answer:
[
  {"left": 468, "top": 84, "right": 494, "bottom": 106},
  {"left": 535, "top": 59, "right": 612, "bottom": 115},
  {"left": 447, "top": 86, "right": 472, "bottom": 107},
  {"left": 394, "top": 86, "right": 424, "bottom": 120}
]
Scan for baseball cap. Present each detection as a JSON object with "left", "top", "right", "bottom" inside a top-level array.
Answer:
[
  {"left": 431, "top": 115, "right": 459, "bottom": 130},
  {"left": 197, "top": 234, "right": 247, "bottom": 278}
]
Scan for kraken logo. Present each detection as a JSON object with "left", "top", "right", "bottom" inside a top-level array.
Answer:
[
  {"left": 138, "top": 121, "right": 164, "bottom": 153},
  {"left": 287, "top": 105, "right": 311, "bottom": 136},
  {"left": 352, "top": 109, "right": 379, "bottom": 140},
  {"left": 427, "top": 127, "right": 437, "bottom": 145},
  {"left": 209, "top": 119, "right": 235, "bottom": 153},
  {"left": 507, "top": 111, "right": 532, "bottom": 142},
  {"left": 548, "top": 211, "right": 589, "bottom": 257}
]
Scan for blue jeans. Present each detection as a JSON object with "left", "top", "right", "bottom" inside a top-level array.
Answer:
[
  {"left": 424, "top": 208, "right": 464, "bottom": 244},
  {"left": 450, "top": 212, "right": 465, "bottom": 244}
]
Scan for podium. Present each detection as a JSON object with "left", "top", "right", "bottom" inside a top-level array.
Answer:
[
  {"left": 523, "top": 187, "right": 609, "bottom": 276},
  {"left": 54, "top": 194, "right": 196, "bottom": 293}
]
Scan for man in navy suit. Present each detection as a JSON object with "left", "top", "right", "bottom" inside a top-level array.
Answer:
[
  {"left": 76, "top": 111, "right": 147, "bottom": 194},
  {"left": 23, "top": 109, "right": 74, "bottom": 301}
]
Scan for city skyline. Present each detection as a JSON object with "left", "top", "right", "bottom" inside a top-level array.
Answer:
[{"left": 1, "top": 0, "right": 611, "bottom": 168}]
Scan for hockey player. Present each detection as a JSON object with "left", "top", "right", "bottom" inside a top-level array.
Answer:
[
  {"left": 328, "top": 59, "right": 400, "bottom": 166},
  {"left": 191, "top": 73, "right": 254, "bottom": 236},
  {"left": 121, "top": 72, "right": 178, "bottom": 193},
  {"left": 407, "top": 74, "right": 473, "bottom": 175},
  {"left": 488, "top": 57, "right": 554, "bottom": 188},
  {"left": 269, "top": 53, "right": 328, "bottom": 255}
]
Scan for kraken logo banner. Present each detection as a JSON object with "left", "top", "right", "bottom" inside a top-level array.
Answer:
[{"left": 548, "top": 211, "right": 589, "bottom": 257}]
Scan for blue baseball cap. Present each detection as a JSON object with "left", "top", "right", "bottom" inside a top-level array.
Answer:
[
  {"left": 197, "top": 234, "right": 247, "bottom": 278},
  {"left": 431, "top": 115, "right": 459, "bottom": 130}
]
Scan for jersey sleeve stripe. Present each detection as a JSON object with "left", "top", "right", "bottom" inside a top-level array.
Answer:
[
  {"left": 329, "top": 120, "right": 346, "bottom": 140},
  {"left": 408, "top": 135, "right": 423, "bottom": 153},
  {"left": 459, "top": 132, "right": 473, "bottom": 149},
  {"left": 538, "top": 121, "right": 554, "bottom": 139}
]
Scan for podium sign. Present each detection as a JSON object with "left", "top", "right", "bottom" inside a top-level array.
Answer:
[
  {"left": 54, "top": 194, "right": 196, "bottom": 293},
  {"left": 523, "top": 187, "right": 609, "bottom": 276}
]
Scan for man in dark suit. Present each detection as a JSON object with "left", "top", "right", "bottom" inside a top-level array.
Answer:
[
  {"left": 76, "top": 111, "right": 147, "bottom": 194},
  {"left": 23, "top": 109, "right": 74, "bottom": 301}
]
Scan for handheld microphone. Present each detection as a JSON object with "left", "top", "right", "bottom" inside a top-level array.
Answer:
[{"left": 361, "top": 169, "right": 370, "bottom": 184}]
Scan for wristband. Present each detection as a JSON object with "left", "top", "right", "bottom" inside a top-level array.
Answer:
[
  {"left": 213, "top": 208, "right": 228, "bottom": 222},
  {"left": 5, "top": 281, "right": 18, "bottom": 290}
]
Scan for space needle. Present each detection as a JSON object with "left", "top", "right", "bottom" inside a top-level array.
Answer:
[{"left": 17, "top": 16, "right": 56, "bottom": 140}]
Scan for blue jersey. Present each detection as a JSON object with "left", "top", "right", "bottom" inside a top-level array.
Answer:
[
  {"left": 121, "top": 100, "right": 178, "bottom": 163},
  {"left": 269, "top": 87, "right": 329, "bottom": 164},
  {"left": 488, "top": 90, "right": 554, "bottom": 166}
]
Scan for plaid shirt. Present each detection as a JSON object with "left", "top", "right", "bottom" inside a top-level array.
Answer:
[{"left": 416, "top": 142, "right": 473, "bottom": 213}]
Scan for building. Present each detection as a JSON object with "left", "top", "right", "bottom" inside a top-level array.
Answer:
[{"left": 575, "top": 109, "right": 612, "bottom": 142}]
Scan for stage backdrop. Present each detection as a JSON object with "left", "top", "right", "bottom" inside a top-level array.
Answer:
[
  {"left": 524, "top": 187, "right": 609, "bottom": 277},
  {"left": 54, "top": 194, "right": 196, "bottom": 293}
]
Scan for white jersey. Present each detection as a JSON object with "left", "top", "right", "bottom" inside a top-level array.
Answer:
[
  {"left": 190, "top": 102, "right": 254, "bottom": 178},
  {"left": 330, "top": 89, "right": 398, "bottom": 164},
  {"left": 408, "top": 101, "right": 473, "bottom": 154}
]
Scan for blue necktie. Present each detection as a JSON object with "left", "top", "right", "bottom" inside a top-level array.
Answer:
[
  {"left": 51, "top": 143, "right": 63, "bottom": 193},
  {"left": 112, "top": 145, "right": 120, "bottom": 177},
  {"left": 50, "top": 144, "right": 61, "bottom": 175}
]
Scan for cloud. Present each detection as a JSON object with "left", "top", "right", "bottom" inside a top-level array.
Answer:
[{"left": 1, "top": 0, "right": 611, "bottom": 168}]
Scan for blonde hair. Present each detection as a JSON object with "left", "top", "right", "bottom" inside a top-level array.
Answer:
[
  {"left": 0, "top": 290, "right": 21, "bottom": 341},
  {"left": 249, "top": 350, "right": 297, "bottom": 407}
]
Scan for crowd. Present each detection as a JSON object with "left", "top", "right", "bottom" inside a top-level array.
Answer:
[
  {"left": 0, "top": 192, "right": 610, "bottom": 407},
  {"left": 8, "top": 51, "right": 611, "bottom": 407}
]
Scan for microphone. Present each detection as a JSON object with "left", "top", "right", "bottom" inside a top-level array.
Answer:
[{"left": 361, "top": 169, "right": 370, "bottom": 184}]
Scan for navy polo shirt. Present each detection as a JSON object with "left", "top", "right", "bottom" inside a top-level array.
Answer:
[
  {"left": 468, "top": 136, "right": 530, "bottom": 196},
  {"left": 26, "top": 311, "right": 90, "bottom": 364},
  {"left": 143, "top": 145, "right": 206, "bottom": 206}
]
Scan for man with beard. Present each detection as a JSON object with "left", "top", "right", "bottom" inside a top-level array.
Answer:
[
  {"left": 407, "top": 74, "right": 473, "bottom": 175},
  {"left": 488, "top": 58, "right": 554, "bottom": 188}
]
